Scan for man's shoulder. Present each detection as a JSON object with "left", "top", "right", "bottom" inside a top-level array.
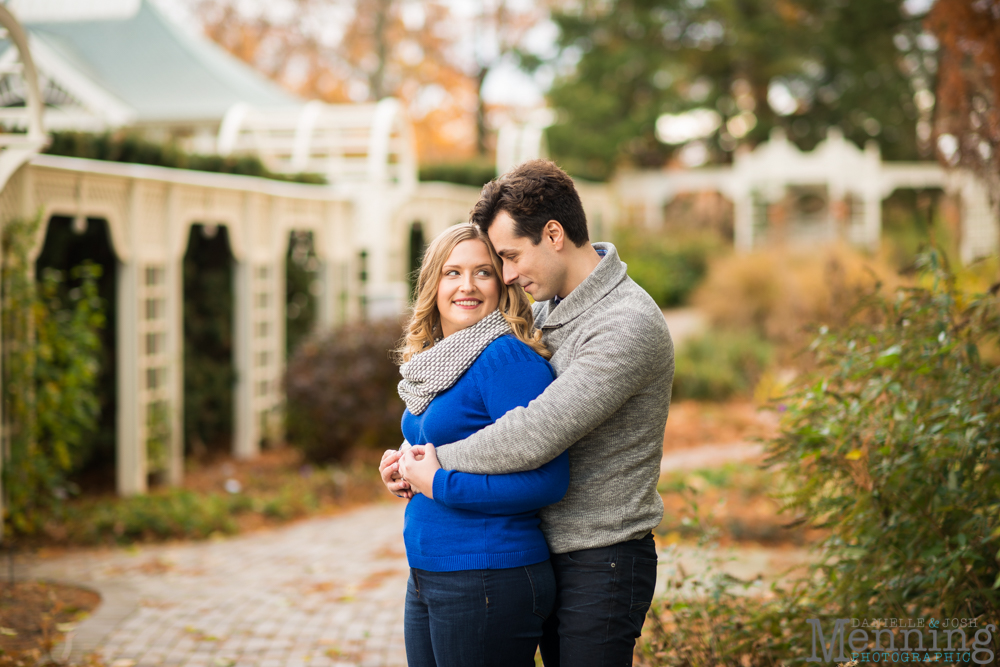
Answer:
[{"left": 595, "top": 277, "right": 671, "bottom": 337}]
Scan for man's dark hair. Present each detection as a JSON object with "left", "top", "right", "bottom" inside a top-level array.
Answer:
[{"left": 471, "top": 159, "right": 589, "bottom": 246}]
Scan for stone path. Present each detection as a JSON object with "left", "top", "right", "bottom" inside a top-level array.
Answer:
[
  {"left": 27, "top": 499, "right": 810, "bottom": 667},
  {"left": 660, "top": 441, "right": 766, "bottom": 474},
  {"left": 27, "top": 502, "right": 411, "bottom": 667}
]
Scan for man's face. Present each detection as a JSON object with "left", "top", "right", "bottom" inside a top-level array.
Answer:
[{"left": 487, "top": 211, "right": 565, "bottom": 302}]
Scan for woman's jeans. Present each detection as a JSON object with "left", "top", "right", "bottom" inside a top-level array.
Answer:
[{"left": 404, "top": 560, "right": 556, "bottom": 667}]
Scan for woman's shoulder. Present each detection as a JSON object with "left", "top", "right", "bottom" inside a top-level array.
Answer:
[{"left": 472, "top": 334, "right": 553, "bottom": 379}]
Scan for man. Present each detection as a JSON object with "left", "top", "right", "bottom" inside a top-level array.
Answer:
[{"left": 381, "top": 159, "right": 673, "bottom": 666}]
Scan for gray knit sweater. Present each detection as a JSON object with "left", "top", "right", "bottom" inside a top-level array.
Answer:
[{"left": 435, "top": 242, "right": 674, "bottom": 554}]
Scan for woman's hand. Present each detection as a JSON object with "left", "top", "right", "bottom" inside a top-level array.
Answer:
[
  {"left": 379, "top": 449, "right": 413, "bottom": 499},
  {"left": 400, "top": 444, "right": 441, "bottom": 500}
]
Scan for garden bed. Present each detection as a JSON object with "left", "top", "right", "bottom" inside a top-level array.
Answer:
[{"left": 0, "top": 580, "right": 100, "bottom": 666}]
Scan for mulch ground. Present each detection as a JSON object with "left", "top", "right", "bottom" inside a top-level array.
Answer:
[
  {"left": 663, "top": 400, "right": 780, "bottom": 451},
  {"left": 0, "top": 579, "right": 100, "bottom": 664}
]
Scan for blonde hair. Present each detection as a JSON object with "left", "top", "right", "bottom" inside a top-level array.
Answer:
[{"left": 396, "top": 224, "right": 549, "bottom": 363}]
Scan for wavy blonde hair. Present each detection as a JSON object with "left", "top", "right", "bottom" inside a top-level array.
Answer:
[{"left": 396, "top": 223, "right": 548, "bottom": 363}]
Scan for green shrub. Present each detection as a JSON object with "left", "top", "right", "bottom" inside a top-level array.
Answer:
[
  {"left": 1, "top": 215, "right": 105, "bottom": 537},
  {"left": 286, "top": 231, "right": 320, "bottom": 357},
  {"left": 770, "top": 252, "right": 1000, "bottom": 631},
  {"left": 44, "top": 131, "right": 326, "bottom": 184},
  {"left": 693, "top": 243, "right": 900, "bottom": 353},
  {"left": 419, "top": 160, "right": 496, "bottom": 188},
  {"left": 614, "top": 228, "right": 724, "bottom": 308},
  {"left": 183, "top": 227, "right": 235, "bottom": 454},
  {"left": 671, "top": 331, "right": 773, "bottom": 401},
  {"left": 284, "top": 319, "right": 405, "bottom": 462}
]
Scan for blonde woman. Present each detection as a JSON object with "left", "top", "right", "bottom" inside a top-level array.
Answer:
[{"left": 380, "top": 223, "right": 569, "bottom": 667}]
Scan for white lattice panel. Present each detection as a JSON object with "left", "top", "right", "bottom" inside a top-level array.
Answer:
[{"left": 137, "top": 263, "right": 172, "bottom": 475}]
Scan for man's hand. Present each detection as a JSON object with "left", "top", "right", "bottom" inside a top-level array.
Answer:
[
  {"left": 400, "top": 444, "right": 441, "bottom": 500},
  {"left": 379, "top": 449, "right": 413, "bottom": 499}
]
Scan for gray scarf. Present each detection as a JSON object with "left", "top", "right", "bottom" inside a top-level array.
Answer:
[{"left": 398, "top": 309, "right": 511, "bottom": 415}]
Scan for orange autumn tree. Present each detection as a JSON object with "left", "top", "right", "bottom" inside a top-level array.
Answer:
[
  {"left": 195, "top": 0, "right": 480, "bottom": 162},
  {"left": 927, "top": 0, "right": 1000, "bottom": 260}
]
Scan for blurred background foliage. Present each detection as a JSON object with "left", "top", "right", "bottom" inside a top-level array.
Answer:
[
  {"left": 284, "top": 319, "right": 405, "bottom": 464},
  {"left": 614, "top": 227, "right": 724, "bottom": 308},
  {"left": 2, "top": 215, "right": 105, "bottom": 536},
  {"left": 45, "top": 131, "right": 326, "bottom": 184},
  {"left": 183, "top": 225, "right": 236, "bottom": 458},
  {"left": 286, "top": 231, "right": 321, "bottom": 357},
  {"left": 540, "top": 0, "right": 933, "bottom": 181}
]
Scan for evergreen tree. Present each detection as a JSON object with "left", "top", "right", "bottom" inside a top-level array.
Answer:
[{"left": 542, "top": 0, "right": 933, "bottom": 181}]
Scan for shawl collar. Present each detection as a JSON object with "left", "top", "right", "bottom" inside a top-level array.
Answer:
[{"left": 537, "top": 242, "right": 628, "bottom": 329}]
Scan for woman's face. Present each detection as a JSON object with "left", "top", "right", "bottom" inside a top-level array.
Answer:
[{"left": 436, "top": 239, "right": 501, "bottom": 337}]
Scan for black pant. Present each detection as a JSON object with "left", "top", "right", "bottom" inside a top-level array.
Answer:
[{"left": 540, "top": 533, "right": 658, "bottom": 667}]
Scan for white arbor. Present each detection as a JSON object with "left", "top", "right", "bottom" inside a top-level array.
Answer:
[
  {"left": 217, "top": 98, "right": 419, "bottom": 319},
  {"left": 615, "top": 129, "right": 998, "bottom": 263}
]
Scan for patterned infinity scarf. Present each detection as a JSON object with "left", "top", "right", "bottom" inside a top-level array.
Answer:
[{"left": 398, "top": 309, "right": 511, "bottom": 415}]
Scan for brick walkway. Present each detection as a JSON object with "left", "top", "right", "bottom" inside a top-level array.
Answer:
[
  {"left": 27, "top": 502, "right": 410, "bottom": 667},
  {"left": 25, "top": 494, "right": 814, "bottom": 667}
]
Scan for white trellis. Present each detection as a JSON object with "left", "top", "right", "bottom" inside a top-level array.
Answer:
[
  {"left": 0, "top": 2, "right": 48, "bottom": 533},
  {"left": 218, "top": 99, "right": 418, "bottom": 319},
  {"left": 615, "top": 128, "right": 998, "bottom": 263},
  {"left": 0, "top": 157, "right": 360, "bottom": 495}
]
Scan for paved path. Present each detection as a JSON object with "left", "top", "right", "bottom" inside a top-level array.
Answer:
[
  {"left": 660, "top": 441, "right": 766, "bottom": 474},
  {"left": 661, "top": 307, "right": 707, "bottom": 346},
  {"left": 28, "top": 502, "right": 411, "bottom": 667},
  {"left": 24, "top": 443, "right": 811, "bottom": 667}
]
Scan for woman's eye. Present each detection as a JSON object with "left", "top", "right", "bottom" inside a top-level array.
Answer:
[{"left": 476, "top": 270, "right": 492, "bottom": 277}]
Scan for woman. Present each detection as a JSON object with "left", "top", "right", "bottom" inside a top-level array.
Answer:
[{"left": 381, "top": 223, "right": 569, "bottom": 667}]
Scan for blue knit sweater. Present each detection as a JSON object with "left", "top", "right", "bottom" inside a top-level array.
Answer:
[{"left": 401, "top": 335, "right": 570, "bottom": 572}]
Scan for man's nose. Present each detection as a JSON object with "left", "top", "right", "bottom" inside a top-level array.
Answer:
[{"left": 502, "top": 263, "right": 518, "bottom": 285}]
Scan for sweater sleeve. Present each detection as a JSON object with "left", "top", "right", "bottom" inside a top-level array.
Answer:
[
  {"left": 436, "top": 309, "right": 672, "bottom": 475},
  {"left": 431, "top": 353, "right": 570, "bottom": 514}
]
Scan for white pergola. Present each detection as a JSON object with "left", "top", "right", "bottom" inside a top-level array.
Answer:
[
  {"left": 0, "top": 5, "right": 431, "bottom": 497},
  {"left": 615, "top": 128, "right": 998, "bottom": 263}
]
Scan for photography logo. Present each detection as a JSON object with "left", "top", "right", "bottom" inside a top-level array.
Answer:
[{"left": 805, "top": 617, "right": 996, "bottom": 664}]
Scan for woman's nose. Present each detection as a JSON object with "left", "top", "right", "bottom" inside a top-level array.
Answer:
[{"left": 460, "top": 274, "right": 476, "bottom": 292}]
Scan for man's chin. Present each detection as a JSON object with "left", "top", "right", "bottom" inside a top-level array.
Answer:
[{"left": 525, "top": 285, "right": 554, "bottom": 302}]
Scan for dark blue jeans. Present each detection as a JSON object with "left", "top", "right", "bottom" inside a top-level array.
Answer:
[
  {"left": 404, "top": 560, "right": 556, "bottom": 667},
  {"left": 540, "top": 533, "right": 658, "bottom": 667}
]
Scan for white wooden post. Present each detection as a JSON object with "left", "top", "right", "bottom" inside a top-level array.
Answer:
[
  {"left": 233, "top": 256, "right": 254, "bottom": 458},
  {"left": 734, "top": 190, "right": 754, "bottom": 251},
  {"left": 116, "top": 257, "right": 145, "bottom": 495}
]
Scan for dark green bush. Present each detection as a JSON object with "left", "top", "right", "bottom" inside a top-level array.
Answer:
[
  {"left": 286, "top": 231, "right": 320, "bottom": 357},
  {"left": 183, "top": 226, "right": 235, "bottom": 455},
  {"left": 671, "top": 330, "right": 773, "bottom": 401},
  {"left": 615, "top": 228, "right": 724, "bottom": 307},
  {"left": 769, "top": 253, "right": 1000, "bottom": 629},
  {"left": 45, "top": 131, "right": 326, "bottom": 184},
  {"left": 284, "top": 319, "right": 405, "bottom": 462},
  {"left": 419, "top": 160, "right": 496, "bottom": 188}
]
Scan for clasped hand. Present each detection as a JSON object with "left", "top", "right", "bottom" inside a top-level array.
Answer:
[{"left": 378, "top": 444, "right": 441, "bottom": 500}]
